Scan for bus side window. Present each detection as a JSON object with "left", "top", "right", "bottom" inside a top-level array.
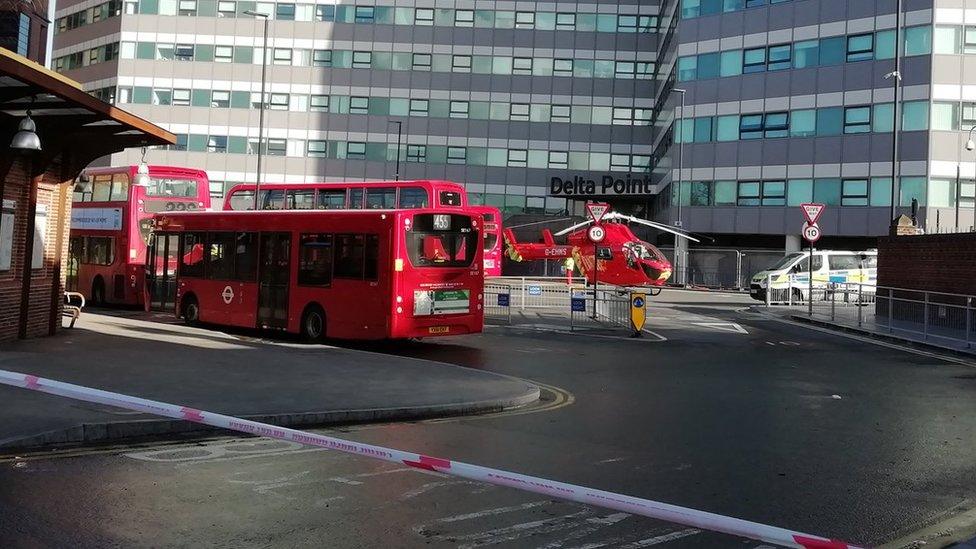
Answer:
[
  {"left": 92, "top": 175, "right": 112, "bottom": 202},
  {"left": 439, "top": 190, "right": 462, "bottom": 206},
  {"left": 365, "top": 187, "right": 396, "bottom": 209},
  {"left": 235, "top": 232, "right": 258, "bottom": 281},
  {"left": 110, "top": 173, "right": 129, "bottom": 201},
  {"left": 334, "top": 234, "right": 365, "bottom": 278},
  {"left": 288, "top": 190, "right": 315, "bottom": 210},
  {"left": 207, "top": 232, "right": 237, "bottom": 280},
  {"left": 317, "top": 189, "right": 346, "bottom": 209},
  {"left": 365, "top": 234, "right": 379, "bottom": 280},
  {"left": 298, "top": 233, "right": 334, "bottom": 286},
  {"left": 260, "top": 190, "right": 285, "bottom": 210},
  {"left": 349, "top": 189, "right": 365, "bottom": 209},
  {"left": 180, "top": 232, "right": 206, "bottom": 277},
  {"left": 398, "top": 187, "right": 429, "bottom": 208},
  {"left": 229, "top": 190, "right": 255, "bottom": 210}
]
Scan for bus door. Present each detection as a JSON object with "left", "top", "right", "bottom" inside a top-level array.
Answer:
[
  {"left": 67, "top": 236, "right": 82, "bottom": 292},
  {"left": 257, "top": 232, "right": 291, "bottom": 329},
  {"left": 146, "top": 232, "right": 180, "bottom": 311}
]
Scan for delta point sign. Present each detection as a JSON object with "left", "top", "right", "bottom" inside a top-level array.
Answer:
[{"left": 549, "top": 174, "right": 655, "bottom": 197}]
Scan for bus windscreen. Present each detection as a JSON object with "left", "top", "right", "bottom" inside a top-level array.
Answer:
[
  {"left": 147, "top": 178, "right": 199, "bottom": 198},
  {"left": 407, "top": 214, "right": 477, "bottom": 268}
]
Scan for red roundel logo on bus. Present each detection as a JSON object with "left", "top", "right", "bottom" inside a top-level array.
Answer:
[{"left": 222, "top": 286, "right": 234, "bottom": 304}]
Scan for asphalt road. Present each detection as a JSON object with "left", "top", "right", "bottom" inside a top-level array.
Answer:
[{"left": 2, "top": 291, "right": 976, "bottom": 548}]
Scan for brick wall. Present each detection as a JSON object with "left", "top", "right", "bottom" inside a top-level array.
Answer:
[
  {"left": 877, "top": 233, "right": 976, "bottom": 296},
  {"left": 0, "top": 158, "right": 72, "bottom": 342}
]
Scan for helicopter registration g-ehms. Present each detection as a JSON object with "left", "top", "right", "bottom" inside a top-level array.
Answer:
[{"left": 503, "top": 209, "right": 699, "bottom": 288}]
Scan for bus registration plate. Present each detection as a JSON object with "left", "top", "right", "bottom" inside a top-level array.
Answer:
[{"left": 428, "top": 326, "right": 450, "bottom": 334}]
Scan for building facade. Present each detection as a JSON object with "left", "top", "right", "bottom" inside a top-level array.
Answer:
[{"left": 50, "top": 0, "right": 976, "bottom": 259}]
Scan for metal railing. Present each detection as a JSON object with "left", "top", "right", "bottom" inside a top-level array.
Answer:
[
  {"left": 484, "top": 278, "right": 636, "bottom": 332},
  {"left": 771, "top": 281, "right": 974, "bottom": 351},
  {"left": 658, "top": 247, "right": 787, "bottom": 290}
]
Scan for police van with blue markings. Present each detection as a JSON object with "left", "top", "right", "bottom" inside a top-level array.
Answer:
[{"left": 750, "top": 250, "right": 877, "bottom": 302}]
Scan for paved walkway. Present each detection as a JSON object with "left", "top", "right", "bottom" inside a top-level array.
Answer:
[{"left": 0, "top": 313, "right": 539, "bottom": 451}]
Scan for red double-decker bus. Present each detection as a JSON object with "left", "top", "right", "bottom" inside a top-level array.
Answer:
[
  {"left": 222, "top": 180, "right": 467, "bottom": 211},
  {"left": 470, "top": 206, "right": 502, "bottom": 277},
  {"left": 68, "top": 165, "right": 210, "bottom": 306},
  {"left": 146, "top": 209, "right": 484, "bottom": 340}
]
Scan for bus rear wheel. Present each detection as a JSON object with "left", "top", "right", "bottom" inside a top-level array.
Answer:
[
  {"left": 181, "top": 295, "right": 200, "bottom": 326},
  {"left": 301, "top": 306, "right": 326, "bottom": 343}
]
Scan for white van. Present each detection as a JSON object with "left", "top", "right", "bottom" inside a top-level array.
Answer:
[{"left": 749, "top": 250, "right": 877, "bottom": 302}]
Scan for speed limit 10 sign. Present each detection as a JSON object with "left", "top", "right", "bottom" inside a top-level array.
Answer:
[
  {"left": 802, "top": 222, "right": 821, "bottom": 243},
  {"left": 588, "top": 224, "right": 606, "bottom": 243}
]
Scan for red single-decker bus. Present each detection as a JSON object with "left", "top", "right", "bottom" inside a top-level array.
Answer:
[
  {"left": 470, "top": 206, "right": 503, "bottom": 276},
  {"left": 146, "top": 209, "right": 484, "bottom": 340}
]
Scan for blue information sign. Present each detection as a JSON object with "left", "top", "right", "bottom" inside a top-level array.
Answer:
[
  {"left": 497, "top": 293, "right": 510, "bottom": 307},
  {"left": 571, "top": 297, "right": 586, "bottom": 312},
  {"left": 528, "top": 285, "right": 543, "bottom": 296}
]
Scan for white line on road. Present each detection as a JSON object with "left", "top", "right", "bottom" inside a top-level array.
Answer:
[
  {"left": 570, "top": 528, "right": 701, "bottom": 549},
  {"left": 433, "top": 500, "right": 551, "bottom": 523},
  {"left": 692, "top": 322, "right": 749, "bottom": 334},
  {"left": 328, "top": 466, "right": 416, "bottom": 485}
]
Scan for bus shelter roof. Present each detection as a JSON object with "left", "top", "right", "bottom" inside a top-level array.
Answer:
[{"left": 0, "top": 48, "right": 175, "bottom": 175}]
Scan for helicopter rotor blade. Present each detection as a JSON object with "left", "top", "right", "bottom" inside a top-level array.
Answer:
[
  {"left": 603, "top": 212, "right": 701, "bottom": 242},
  {"left": 553, "top": 219, "right": 594, "bottom": 237},
  {"left": 506, "top": 217, "right": 576, "bottom": 229}
]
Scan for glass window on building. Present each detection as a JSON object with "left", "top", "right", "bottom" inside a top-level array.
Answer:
[
  {"left": 931, "top": 102, "right": 959, "bottom": 131},
  {"left": 450, "top": 101, "right": 469, "bottom": 119},
  {"left": 276, "top": 3, "right": 295, "bottom": 20},
  {"left": 870, "top": 178, "right": 892, "bottom": 206},
  {"left": 410, "top": 7, "right": 432, "bottom": 25},
  {"left": 307, "top": 140, "right": 326, "bottom": 157},
  {"left": 412, "top": 53, "right": 431, "bottom": 70},
  {"left": 964, "top": 27, "right": 976, "bottom": 54},
  {"left": 934, "top": 26, "right": 961, "bottom": 54},
  {"left": 841, "top": 179, "right": 869, "bottom": 206},
  {"left": 714, "top": 181, "right": 736, "bottom": 205},
  {"left": 787, "top": 179, "right": 813, "bottom": 206},
  {"left": 715, "top": 115, "right": 739, "bottom": 141},
  {"left": 819, "top": 36, "right": 846, "bottom": 65},
  {"left": 551, "top": 105, "right": 571, "bottom": 123},
  {"left": 677, "top": 56, "right": 697, "bottom": 81},
  {"left": 352, "top": 51, "right": 372, "bottom": 68},
  {"left": 553, "top": 58, "right": 573, "bottom": 77},
  {"left": 742, "top": 47, "right": 766, "bottom": 73},
  {"left": 927, "top": 179, "right": 954, "bottom": 208},
  {"left": 696, "top": 53, "right": 719, "bottom": 79},
  {"left": 507, "top": 149, "right": 528, "bottom": 168},
  {"left": 764, "top": 112, "right": 789, "bottom": 138},
  {"left": 816, "top": 107, "right": 844, "bottom": 136},
  {"left": 217, "top": 1, "right": 235, "bottom": 17},
  {"left": 814, "top": 178, "right": 842, "bottom": 206},
  {"left": 207, "top": 135, "right": 227, "bottom": 153},
  {"left": 214, "top": 45, "right": 233, "bottom": 62},
  {"left": 872, "top": 103, "right": 894, "bottom": 133},
  {"left": 902, "top": 101, "right": 929, "bottom": 131},
  {"left": 172, "top": 88, "right": 190, "bottom": 106},
  {"left": 760, "top": 181, "right": 786, "bottom": 206},
  {"left": 556, "top": 12, "right": 575, "bottom": 30},
  {"left": 349, "top": 96, "right": 369, "bottom": 114},
  {"left": 904, "top": 26, "right": 932, "bottom": 56},
  {"left": 272, "top": 48, "right": 292, "bottom": 65},
  {"left": 790, "top": 110, "right": 816, "bottom": 137},
  {"left": 962, "top": 102, "right": 976, "bottom": 130},
  {"left": 793, "top": 40, "right": 819, "bottom": 68},
  {"left": 153, "top": 88, "right": 172, "bottom": 105},
  {"left": 515, "top": 11, "right": 534, "bottom": 29},
  {"left": 846, "top": 34, "right": 874, "bottom": 62},
  {"left": 767, "top": 44, "right": 791, "bottom": 70},
  {"left": 739, "top": 114, "right": 763, "bottom": 139},
  {"left": 309, "top": 95, "right": 329, "bottom": 112},
  {"left": 452, "top": 55, "right": 472, "bottom": 73},
  {"left": 899, "top": 176, "right": 926, "bottom": 206},
  {"left": 447, "top": 147, "right": 466, "bottom": 164},
  {"left": 737, "top": 181, "right": 760, "bottom": 205},
  {"left": 843, "top": 106, "right": 871, "bottom": 134},
  {"left": 512, "top": 57, "right": 533, "bottom": 75},
  {"left": 406, "top": 145, "right": 426, "bottom": 163},
  {"left": 510, "top": 103, "right": 530, "bottom": 121},
  {"left": 548, "top": 151, "right": 569, "bottom": 169}
]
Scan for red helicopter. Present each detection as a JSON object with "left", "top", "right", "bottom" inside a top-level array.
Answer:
[{"left": 503, "top": 209, "right": 699, "bottom": 288}]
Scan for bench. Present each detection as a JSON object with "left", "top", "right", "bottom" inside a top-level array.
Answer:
[{"left": 63, "top": 291, "right": 86, "bottom": 328}]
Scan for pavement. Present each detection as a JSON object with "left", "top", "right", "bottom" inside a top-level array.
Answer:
[{"left": 0, "top": 312, "right": 540, "bottom": 450}]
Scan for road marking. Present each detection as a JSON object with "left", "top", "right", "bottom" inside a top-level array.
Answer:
[
  {"left": 692, "top": 322, "right": 749, "bottom": 334},
  {"left": 539, "top": 513, "right": 631, "bottom": 548},
  {"left": 434, "top": 500, "right": 551, "bottom": 522},
  {"left": 568, "top": 528, "right": 700, "bottom": 549},
  {"left": 327, "top": 466, "right": 415, "bottom": 485}
]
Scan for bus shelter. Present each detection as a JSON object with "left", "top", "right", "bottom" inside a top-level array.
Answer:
[{"left": 0, "top": 48, "right": 174, "bottom": 341}]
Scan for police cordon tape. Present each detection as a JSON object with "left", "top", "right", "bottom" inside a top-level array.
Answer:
[{"left": 0, "top": 369, "right": 861, "bottom": 549}]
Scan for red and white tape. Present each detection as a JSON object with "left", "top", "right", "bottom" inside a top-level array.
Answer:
[{"left": 0, "top": 369, "right": 861, "bottom": 549}]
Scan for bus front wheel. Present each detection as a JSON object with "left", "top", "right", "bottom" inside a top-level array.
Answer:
[
  {"left": 301, "top": 305, "right": 326, "bottom": 343},
  {"left": 181, "top": 295, "right": 200, "bottom": 326}
]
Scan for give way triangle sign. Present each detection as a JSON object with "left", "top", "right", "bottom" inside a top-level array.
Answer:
[
  {"left": 800, "top": 203, "right": 826, "bottom": 225},
  {"left": 586, "top": 202, "right": 610, "bottom": 223}
]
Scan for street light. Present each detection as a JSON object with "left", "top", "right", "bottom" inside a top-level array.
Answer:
[
  {"left": 244, "top": 10, "right": 269, "bottom": 211},
  {"left": 389, "top": 120, "right": 403, "bottom": 181},
  {"left": 887, "top": 0, "right": 903, "bottom": 225},
  {"left": 673, "top": 88, "right": 687, "bottom": 286}
]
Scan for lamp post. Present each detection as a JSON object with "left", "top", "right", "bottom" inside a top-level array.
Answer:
[
  {"left": 886, "top": 0, "right": 903, "bottom": 225},
  {"left": 673, "top": 88, "right": 687, "bottom": 286},
  {"left": 389, "top": 120, "right": 403, "bottom": 181},
  {"left": 245, "top": 10, "right": 269, "bottom": 210},
  {"left": 963, "top": 126, "right": 976, "bottom": 231}
]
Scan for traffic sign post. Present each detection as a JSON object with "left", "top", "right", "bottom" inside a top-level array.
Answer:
[
  {"left": 586, "top": 202, "right": 610, "bottom": 223},
  {"left": 587, "top": 221, "right": 607, "bottom": 320},
  {"left": 629, "top": 292, "right": 647, "bottom": 337},
  {"left": 800, "top": 203, "right": 825, "bottom": 226},
  {"left": 587, "top": 225, "right": 606, "bottom": 243}
]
